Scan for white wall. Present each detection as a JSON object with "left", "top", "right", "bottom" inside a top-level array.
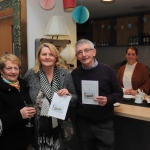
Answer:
[{"left": 26, "top": 0, "right": 76, "bottom": 69}]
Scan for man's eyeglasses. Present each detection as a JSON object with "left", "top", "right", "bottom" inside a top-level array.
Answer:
[{"left": 76, "top": 48, "right": 93, "bottom": 56}]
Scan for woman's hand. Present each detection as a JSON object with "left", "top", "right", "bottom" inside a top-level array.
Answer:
[
  {"left": 94, "top": 96, "right": 107, "bottom": 106},
  {"left": 20, "top": 107, "right": 36, "bottom": 119},
  {"left": 130, "top": 90, "right": 138, "bottom": 96},
  {"left": 57, "top": 88, "right": 70, "bottom": 96},
  {"left": 125, "top": 89, "right": 137, "bottom": 96},
  {"left": 124, "top": 89, "right": 132, "bottom": 95}
]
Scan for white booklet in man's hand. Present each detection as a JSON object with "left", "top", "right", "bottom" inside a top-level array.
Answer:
[
  {"left": 47, "top": 92, "right": 71, "bottom": 120},
  {"left": 82, "top": 80, "right": 99, "bottom": 105}
]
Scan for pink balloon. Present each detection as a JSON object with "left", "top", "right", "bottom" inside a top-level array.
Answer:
[{"left": 39, "top": 0, "right": 56, "bottom": 10}]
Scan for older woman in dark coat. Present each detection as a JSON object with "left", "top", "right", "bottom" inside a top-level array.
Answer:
[{"left": 0, "top": 54, "right": 36, "bottom": 150}]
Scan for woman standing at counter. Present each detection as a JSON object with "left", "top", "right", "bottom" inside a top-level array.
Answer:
[{"left": 117, "top": 46, "right": 150, "bottom": 96}]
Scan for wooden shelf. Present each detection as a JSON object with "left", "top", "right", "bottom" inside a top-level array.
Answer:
[
  {"left": 117, "top": 16, "right": 138, "bottom": 45},
  {"left": 35, "top": 38, "right": 71, "bottom": 55},
  {"left": 91, "top": 12, "right": 150, "bottom": 46},
  {"left": 93, "top": 20, "right": 110, "bottom": 44}
]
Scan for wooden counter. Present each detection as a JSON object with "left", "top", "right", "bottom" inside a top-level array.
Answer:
[
  {"left": 114, "top": 103, "right": 150, "bottom": 122},
  {"left": 114, "top": 103, "right": 150, "bottom": 150}
]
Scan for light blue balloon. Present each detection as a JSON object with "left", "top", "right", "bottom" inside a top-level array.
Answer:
[{"left": 72, "top": 6, "right": 89, "bottom": 24}]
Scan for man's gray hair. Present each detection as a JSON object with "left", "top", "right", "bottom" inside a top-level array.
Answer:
[{"left": 75, "top": 39, "right": 94, "bottom": 52}]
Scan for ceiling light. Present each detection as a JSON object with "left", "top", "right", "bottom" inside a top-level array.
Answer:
[{"left": 101, "top": 0, "right": 115, "bottom": 3}]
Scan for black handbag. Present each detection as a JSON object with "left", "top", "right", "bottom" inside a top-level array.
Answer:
[{"left": 59, "top": 118, "right": 74, "bottom": 142}]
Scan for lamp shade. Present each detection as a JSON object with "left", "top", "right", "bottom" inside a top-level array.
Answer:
[
  {"left": 63, "top": 0, "right": 76, "bottom": 11},
  {"left": 44, "top": 16, "right": 70, "bottom": 36},
  {"left": 60, "top": 45, "right": 75, "bottom": 64},
  {"left": 72, "top": 6, "right": 89, "bottom": 24}
]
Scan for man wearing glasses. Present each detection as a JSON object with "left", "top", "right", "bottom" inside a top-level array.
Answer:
[{"left": 71, "top": 39, "right": 123, "bottom": 150}]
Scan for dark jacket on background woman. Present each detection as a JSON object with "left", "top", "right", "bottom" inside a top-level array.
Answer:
[{"left": 117, "top": 62, "right": 150, "bottom": 94}]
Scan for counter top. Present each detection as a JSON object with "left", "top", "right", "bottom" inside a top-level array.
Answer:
[{"left": 114, "top": 103, "right": 150, "bottom": 122}]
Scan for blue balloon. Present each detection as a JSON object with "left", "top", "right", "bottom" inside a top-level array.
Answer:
[{"left": 72, "top": 6, "right": 89, "bottom": 24}]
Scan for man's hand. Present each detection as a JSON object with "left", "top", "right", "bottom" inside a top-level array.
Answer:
[{"left": 94, "top": 96, "right": 107, "bottom": 106}]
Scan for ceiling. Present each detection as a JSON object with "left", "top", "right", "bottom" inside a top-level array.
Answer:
[{"left": 76, "top": 0, "right": 150, "bottom": 19}]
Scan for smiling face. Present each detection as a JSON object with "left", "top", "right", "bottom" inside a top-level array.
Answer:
[
  {"left": 39, "top": 46, "right": 57, "bottom": 68},
  {"left": 1, "top": 60, "right": 19, "bottom": 82},
  {"left": 125, "top": 48, "right": 138, "bottom": 65},
  {"left": 75, "top": 43, "right": 96, "bottom": 68}
]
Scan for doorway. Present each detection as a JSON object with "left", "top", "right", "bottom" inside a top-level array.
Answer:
[
  {"left": 0, "top": 16, "right": 13, "bottom": 56},
  {"left": 0, "top": 8, "right": 13, "bottom": 56}
]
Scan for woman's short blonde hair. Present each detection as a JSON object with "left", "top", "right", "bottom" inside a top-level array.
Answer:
[
  {"left": 33, "top": 43, "right": 64, "bottom": 73},
  {"left": 0, "top": 54, "right": 21, "bottom": 71}
]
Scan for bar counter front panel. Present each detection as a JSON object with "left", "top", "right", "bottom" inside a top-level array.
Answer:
[{"left": 114, "top": 99, "right": 150, "bottom": 150}]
